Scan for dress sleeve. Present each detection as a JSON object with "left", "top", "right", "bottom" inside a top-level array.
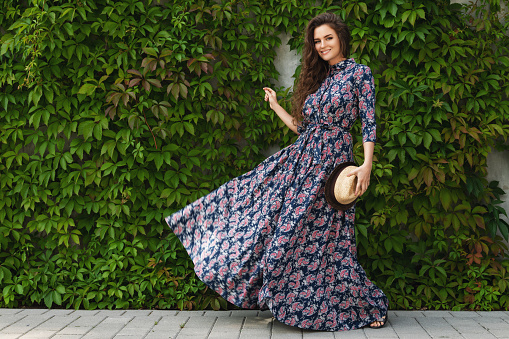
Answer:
[{"left": 357, "top": 66, "right": 376, "bottom": 143}]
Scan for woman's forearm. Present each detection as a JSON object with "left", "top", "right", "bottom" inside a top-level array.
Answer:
[
  {"left": 362, "top": 142, "right": 374, "bottom": 168},
  {"left": 271, "top": 103, "right": 299, "bottom": 134}
]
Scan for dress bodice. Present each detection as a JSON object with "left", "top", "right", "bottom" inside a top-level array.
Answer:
[{"left": 298, "top": 58, "right": 376, "bottom": 144}]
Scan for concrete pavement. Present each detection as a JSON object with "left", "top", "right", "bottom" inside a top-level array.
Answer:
[{"left": 1, "top": 309, "right": 508, "bottom": 339}]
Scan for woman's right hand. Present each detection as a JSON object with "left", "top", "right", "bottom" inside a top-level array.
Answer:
[{"left": 263, "top": 87, "right": 279, "bottom": 110}]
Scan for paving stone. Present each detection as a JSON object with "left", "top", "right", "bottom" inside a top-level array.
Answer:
[
  {"left": 0, "top": 309, "right": 23, "bottom": 315},
  {"left": 0, "top": 315, "right": 26, "bottom": 330},
  {"left": 16, "top": 310, "right": 49, "bottom": 316},
  {"left": 212, "top": 316, "right": 244, "bottom": 328},
  {"left": 231, "top": 310, "right": 260, "bottom": 318},
  {"left": 422, "top": 310, "right": 453, "bottom": 317},
  {"left": 148, "top": 310, "right": 178, "bottom": 317},
  {"left": 69, "top": 310, "right": 100, "bottom": 316},
  {"left": 0, "top": 334, "right": 23, "bottom": 339},
  {"left": 1, "top": 314, "right": 52, "bottom": 334},
  {"left": 52, "top": 335, "right": 82, "bottom": 339},
  {"left": 144, "top": 329, "right": 182, "bottom": 339},
  {"left": 114, "top": 316, "right": 157, "bottom": 337},
  {"left": 272, "top": 319, "right": 303, "bottom": 338},
  {"left": 102, "top": 316, "right": 133, "bottom": 325},
  {"left": 242, "top": 316, "right": 273, "bottom": 330},
  {"left": 208, "top": 333, "right": 242, "bottom": 339},
  {"left": 391, "top": 317, "right": 429, "bottom": 335},
  {"left": 363, "top": 327, "right": 399, "bottom": 338},
  {"left": 239, "top": 328, "right": 272, "bottom": 339},
  {"left": 95, "top": 310, "right": 126, "bottom": 317},
  {"left": 477, "top": 311, "right": 509, "bottom": 319},
  {"left": 18, "top": 329, "right": 58, "bottom": 338},
  {"left": 258, "top": 310, "right": 273, "bottom": 318},
  {"left": 392, "top": 311, "right": 424, "bottom": 318},
  {"left": 69, "top": 315, "right": 106, "bottom": 327},
  {"left": 203, "top": 310, "right": 232, "bottom": 317},
  {"left": 302, "top": 329, "right": 335, "bottom": 338},
  {"left": 450, "top": 311, "right": 480, "bottom": 318},
  {"left": 56, "top": 326, "right": 92, "bottom": 335},
  {"left": 181, "top": 316, "right": 215, "bottom": 328},
  {"left": 333, "top": 329, "right": 367, "bottom": 339},
  {"left": 177, "top": 310, "right": 205, "bottom": 316},
  {"left": 32, "top": 315, "right": 80, "bottom": 331},
  {"left": 43, "top": 309, "right": 75, "bottom": 316},
  {"left": 461, "top": 332, "right": 497, "bottom": 339},
  {"left": 81, "top": 322, "right": 125, "bottom": 339},
  {"left": 120, "top": 310, "right": 152, "bottom": 317},
  {"left": 155, "top": 315, "right": 189, "bottom": 327},
  {"left": 176, "top": 334, "right": 209, "bottom": 339},
  {"left": 176, "top": 326, "right": 213, "bottom": 338},
  {"left": 207, "top": 316, "right": 243, "bottom": 339}
]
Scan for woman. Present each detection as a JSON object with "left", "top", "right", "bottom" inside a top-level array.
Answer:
[{"left": 165, "top": 13, "right": 388, "bottom": 331}]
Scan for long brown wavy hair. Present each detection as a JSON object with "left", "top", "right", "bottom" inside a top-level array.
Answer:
[{"left": 292, "top": 13, "right": 351, "bottom": 122}]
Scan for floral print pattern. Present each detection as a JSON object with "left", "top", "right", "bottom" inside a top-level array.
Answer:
[{"left": 165, "top": 58, "right": 388, "bottom": 331}]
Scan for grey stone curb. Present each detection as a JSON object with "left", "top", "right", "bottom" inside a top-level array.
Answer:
[{"left": 1, "top": 309, "right": 509, "bottom": 339}]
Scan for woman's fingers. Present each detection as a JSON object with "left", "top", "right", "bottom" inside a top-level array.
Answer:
[{"left": 348, "top": 168, "right": 369, "bottom": 196}]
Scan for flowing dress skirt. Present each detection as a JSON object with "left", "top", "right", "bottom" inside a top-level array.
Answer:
[{"left": 166, "top": 124, "right": 388, "bottom": 331}]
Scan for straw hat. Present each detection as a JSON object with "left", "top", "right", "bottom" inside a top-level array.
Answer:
[{"left": 325, "top": 162, "right": 359, "bottom": 211}]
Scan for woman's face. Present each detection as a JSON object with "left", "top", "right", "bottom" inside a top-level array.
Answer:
[{"left": 313, "top": 24, "right": 344, "bottom": 65}]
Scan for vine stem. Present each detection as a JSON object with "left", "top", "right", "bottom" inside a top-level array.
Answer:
[{"left": 143, "top": 110, "right": 158, "bottom": 149}]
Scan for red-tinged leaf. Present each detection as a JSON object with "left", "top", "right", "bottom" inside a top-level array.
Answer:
[
  {"left": 166, "top": 83, "right": 174, "bottom": 95},
  {"left": 474, "top": 215, "right": 485, "bottom": 229},
  {"left": 204, "top": 53, "right": 214, "bottom": 59},
  {"left": 141, "top": 57, "right": 151, "bottom": 68},
  {"left": 129, "top": 78, "right": 141, "bottom": 88},
  {"left": 435, "top": 170, "right": 445, "bottom": 183},
  {"left": 122, "top": 93, "right": 129, "bottom": 106},
  {"left": 115, "top": 83, "right": 126, "bottom": 91},
  {"left": 423, "top": 168, "right": 433, "bottom": 186},
  {"left": 105, "top": 106, "right": 116, "bottom": 120},
  {"left": 147, "top": 79, "right": 162, "bottom": 88},
  {"left": 112, "top": 93, "right": 121, "bottom": 106},
  {"left": 127, "top": 69, "right": 142, "bottom": 77},
  {"left": 160, "top": 49, "right": 172, "bottom": 58},
  {"left": 126, "top": 91, "right": 136, "bottom": 100},
  {"left": 159, "top": 59, "right": 165, "bottom": 69},
  {"left": 142, "top": 80, "right": 150, "bottom": 92},
  {"left": 171, "top": 84, "right": 180, "bottom": 100},
  {"left": 150, "top": 60, "right": 157, "bottom": 71},
  {"left": 200, "top": 62, "right": 208, "bottom": 73},
  {"left": 187, "top": 58, "right": 196, "bottom": 67}
]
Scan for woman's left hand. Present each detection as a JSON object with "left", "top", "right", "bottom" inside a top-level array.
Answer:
[{"left": 347, "top": 163, "right": 372, "bottom": 197}]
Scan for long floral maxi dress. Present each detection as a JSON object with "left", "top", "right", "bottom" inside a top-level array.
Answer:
[{"left": 165, "top": 58, "right": 389, "bottom": 331}]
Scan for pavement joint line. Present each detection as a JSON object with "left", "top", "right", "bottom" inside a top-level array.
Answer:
[
  {"left": 166, "top": 315, "right": 189, "bottom": 339},
  {"left": 137, "top": 314, "right": 163, "bottom": 339},
  {"left": 206, "top": 316, "right": 219, "bottom": 339},
  {"left": 236, "top": 316, "right": 247, "bottom": 339},
  {"left": 0, "top": 314, "right": 28, "bottom": 331}
]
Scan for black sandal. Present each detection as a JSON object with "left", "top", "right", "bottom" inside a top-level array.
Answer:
[{"left": 365, "top": 314, "right": 388, "bottom": 329}]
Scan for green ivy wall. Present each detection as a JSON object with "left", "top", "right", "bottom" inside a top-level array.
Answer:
[{"left": 1, "top": 0, "right": 509, "bottom": 311}]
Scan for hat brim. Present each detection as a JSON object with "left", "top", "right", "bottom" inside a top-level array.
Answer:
[{"left": 325, "top": 161, "right": 357, "bottom": 211}]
